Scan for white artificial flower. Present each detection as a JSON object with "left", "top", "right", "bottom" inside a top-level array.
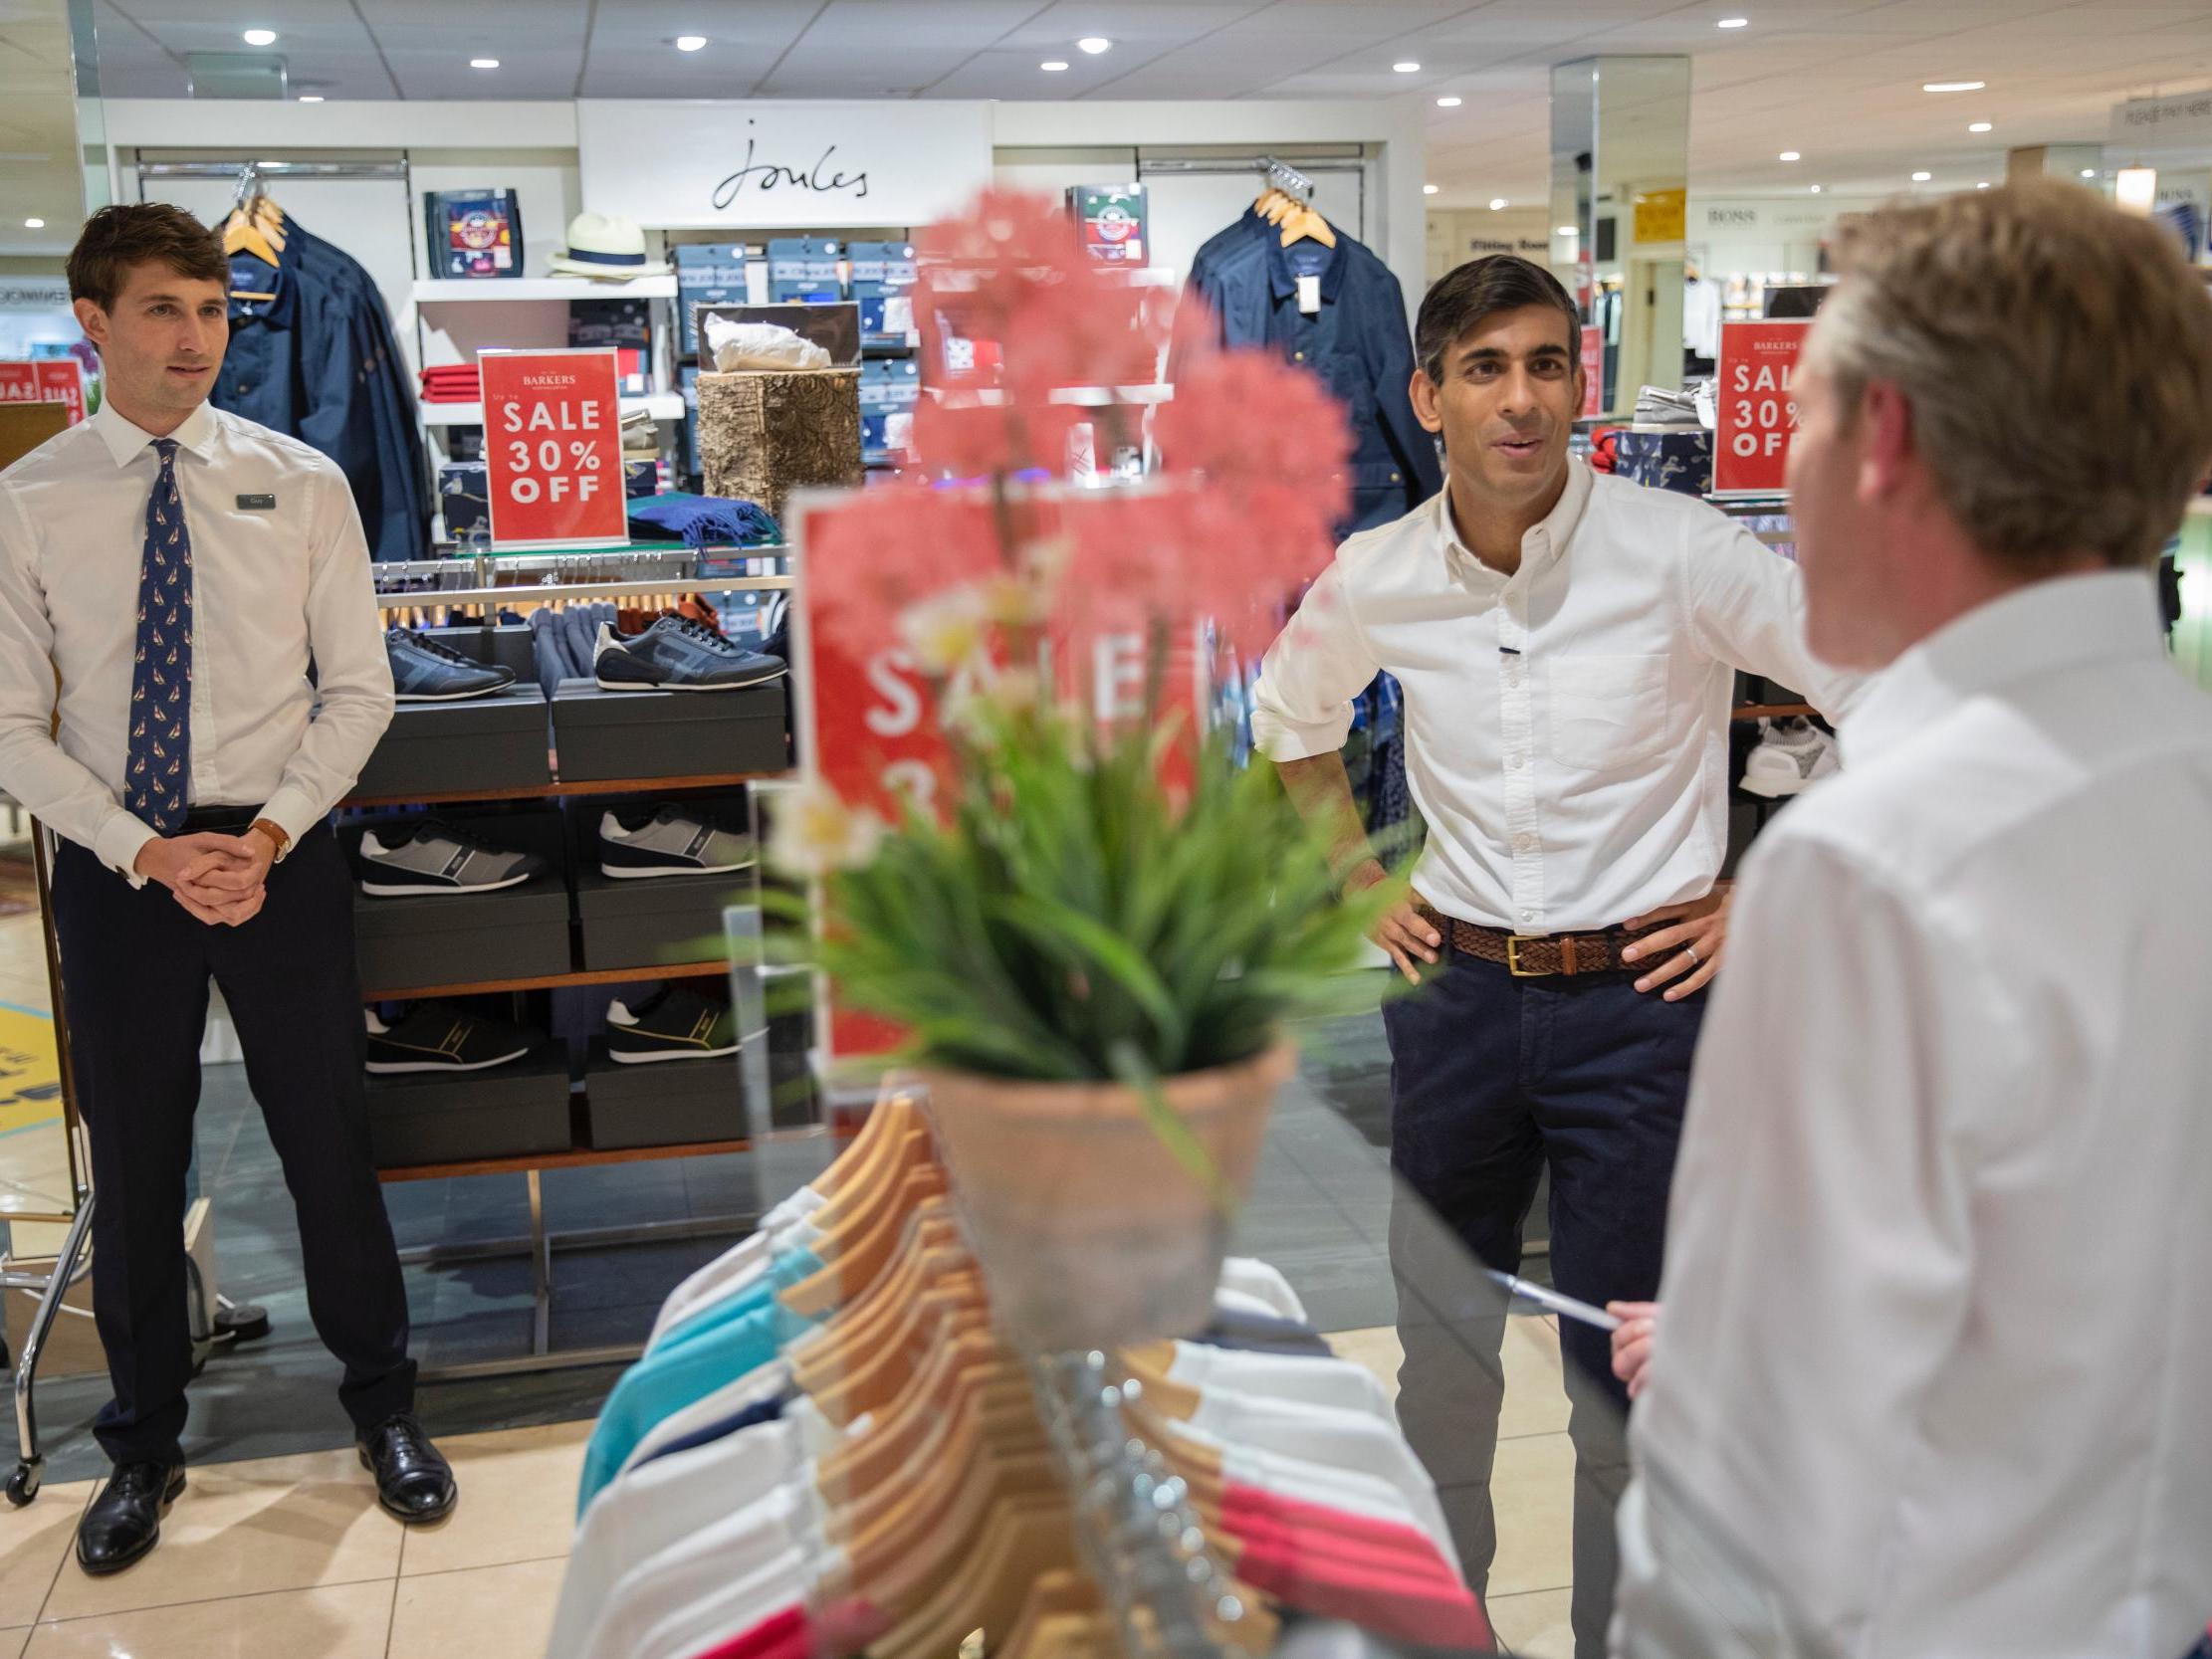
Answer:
[
  {"left": 897, "top": 584, "right": 992, "bottom": 677},
  {"left": 768, "top": 782, "right": 888, "bottom": 878}
]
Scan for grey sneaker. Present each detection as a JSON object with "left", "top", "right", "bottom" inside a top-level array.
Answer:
[
  {"left": 358, "top": 820, "right": 550, "bottom": 897},
  {"left": 593, "top": 616, "right": 786, "bottom": 693},
  {"left": 385, "top": 627, "right": 516, "bottom": 703},
  {"left": 1741, "top": 716, "right": 1840, "bottom": 798},
  {"left": 598, "top": 804, "right": 757, "bottom": 880}
]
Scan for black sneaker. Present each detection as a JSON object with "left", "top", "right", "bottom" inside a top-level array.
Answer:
[
  {"left": 359, "top": 820, "right": 550, "bottom": 897},
  {"left": 365, "top": 1004, "right": 533, "bottom": 1074},
  {"left": 605, "top": 987, "right": 739, "bottom": 1064},
  {"left": 386, "top": 627, "right": 517, "bottom": 703},
  {"left": 593, "top": 616, "right": 786, "bottom": 693},
  {"left": 598, "top": 805, "right": 758, "bottom": 880}
]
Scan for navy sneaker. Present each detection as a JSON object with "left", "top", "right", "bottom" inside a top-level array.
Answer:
[
  {"left": 593, "top": 617, "right": 786, "bottom": 694},
  {"left": 386, "top": 628, "right": 516, "bottom": 703}
]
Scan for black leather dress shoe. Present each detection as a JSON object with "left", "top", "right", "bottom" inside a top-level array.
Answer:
[
  {"left": 357, "top": 1414, "right": 456, "bottom": 1523},
  {"left": 77, "top": 1460, "right": 185, "bottom": 1575}
]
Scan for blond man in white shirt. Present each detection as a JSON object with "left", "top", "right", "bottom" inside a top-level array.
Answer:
[
  {"left": 1251, "top": 255, "right": 1854, "bottom": 1656},
  {"left": 1608, "top": 182, "right": 2212, "bottom": 1659}
]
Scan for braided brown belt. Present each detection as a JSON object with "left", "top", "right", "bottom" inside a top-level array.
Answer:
[{"left": 1413, "top": 903, "right": 1658, "bottom": 978}]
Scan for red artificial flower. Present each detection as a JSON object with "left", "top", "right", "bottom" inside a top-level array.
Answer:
[{"left": 1154, "top": 349, "right": 1355, "bottom": 527}]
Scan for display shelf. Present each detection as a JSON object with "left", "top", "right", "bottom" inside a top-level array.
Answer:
[
  {"left": 375, "top": 1136, "right": 751, "bottom": 1184},
  {"left": 422, "top": 392, "right": 686, "bottom": 426},
  {"left": 1733, "top": 703, "right": 1814, "bottom": 722},
  {"left": 344, "top": 768, "right": 788, "bottom": 809},
  {"left": 361, "top": 957, "right": 734, "bottom": 1003},
  {"left": 414, "top": 276, "right": 679, "bottom": 304}
]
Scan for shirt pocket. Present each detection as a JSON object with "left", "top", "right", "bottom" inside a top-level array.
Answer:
[{"left": 1547, "top": 654, "right": 1671, "bottom": 773}]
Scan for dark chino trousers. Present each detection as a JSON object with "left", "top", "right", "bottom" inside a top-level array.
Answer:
[
  {"left": 1384, "top": 935, "right": 1704, "bottom": 1659},
  {"left": 50, "top": 816, "right": 415, "bottom": 1466}
]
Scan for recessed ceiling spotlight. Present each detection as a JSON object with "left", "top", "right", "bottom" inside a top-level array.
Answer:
[
  {"left": 1779, "top": 150, "right": 1800, "bottom": 161},
  {"left": 676, "top": 35, "right": 708, "bottom": 52},
  {"left": 1922, "top": 81, "right": 1985, "bottom": 93},
  {"left": 242, "top": 28, "right": 277, "bottom": 46},
  {"left": 1968, "top": 120, "right": 1992, "bottom": 132},
  {"left": 1076, "top": 36, "right": 1112, "bottom": 54},
  {"left": 299, "top": 94, "right": 324, "bottom": 103},
  {"left": 1394, "top": 61, "right": 1422, "bottom": 73},
  {"left": 1557, "top": 225, "right": 1580, "bottom": 237},
  {"left": 1437, "top": 96, "right": 1461, "bottom": 107},
  {"left": 1810, "top": 184, "right": 1822, "bottom": 194},
  {"left": 471, "top": 57, "right": 500, "bottom": 69},
  {"left": 2082, "top": 167, "right": 2098, "bottom": 177},
  {"left": 1911, "top": 170, "right": 1932, "bottom": 181},
  {"left": 1424, "top": 184, "right": 1439, "bottom": 195},
  {"left": 1489, "top": 198, "right": 1507, "bottom": 210},
  {"left": 23, "top": 218, "right": 44, "bottom": 229},
  {"left": 1717, "top": 17, "right": 1749, "bottom": 28},
  {"left": 1040, "top": 60, "right": 1068, "bottom": 71},
  {"left": 1977, "top": 181, "right": 1992, "bottom": 189}
]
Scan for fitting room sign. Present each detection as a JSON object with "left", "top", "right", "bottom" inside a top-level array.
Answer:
[
  {"left": 480, "top": 349, "right": 627, "bottom": 547},
  {"left": 1713, "top": 319, "right": 1810, "bottom": 497},
  {"left": 0, "top": 360, "right": 85, "bottom": 425},
  {"left": 578, "top": 101, "right": 994, "bottom": 230}
]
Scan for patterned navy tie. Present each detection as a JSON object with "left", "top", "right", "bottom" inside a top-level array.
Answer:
[{"left": 125, "top": 437, "right": 192, "bottom": 833}]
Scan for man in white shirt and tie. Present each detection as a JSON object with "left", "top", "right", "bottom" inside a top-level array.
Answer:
[
  {"left": 1606, "top": 183, "right": 2212, "bottom": 1659},
  {"left": 1251, "top": 254, "right": 1855, "bottom": 1656},
  {"left": 0, "top": 205, "right": 455, "bottom": 1575}
]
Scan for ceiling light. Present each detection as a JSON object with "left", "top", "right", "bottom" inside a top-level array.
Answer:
[
  {"left": 298, "top": 94, "right": 324, "bottom": 103},
  {"left": 1394, "top": 61, "right": 1421, "bottom": 73},
  {"left": 1977, "top": 181, "right": 1992, "bottom": 189},
  {"left": 1968, "top": 120, "right": 1992, "bottom": 133},
  {"left": 1558, "top": 224, "right": 1579, "bottom": 236},
  {"left": 1040, "top": 60, "right": 1068, "bottom": 71},
  {"left": 471, "top": 57, "right": 500, "bottom": 69},
  {"left": 1717, "top": 17, "right": 1749, "bottom": 27},
  {"left": 242, "top": 28, "right": 277, "bottom": 46},
  {"left": 1076, "top": 36, "right": 1111, "bottom": 54},
  {"left": 1489, "top": 198, "right": 1507, "bottom": 210},
  {"left": 1911, "top": 170, "right": 1932, "bottom": 181},
  {"left": 1437, "top": 96, "right": 1461, "bottom": 107},
  {"left": 2081, "top": 167, "right": 2098, "bottom": 178},
  {"left": 1779, "top": 150, "right": 1800, "bottom": 161},
  {"left": 676, "top": 35, "right": 708, "bottom": 51},
  {"left": 23, "top": 218, "right": 43, "bottom": 229},
  {"left": 1425, "top": 185, "right": 1441, "bottom": 197},
  {"left": 1922, "top": 81, "right": 1985, "bottom": 93},
  {"left": 1810, "top": 184, "right": 1822, "bottom": 194}
]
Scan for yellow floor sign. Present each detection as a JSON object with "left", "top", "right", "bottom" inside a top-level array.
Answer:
[{"left": 0, "top": 1001, "right": 62, "bottom": 1139}]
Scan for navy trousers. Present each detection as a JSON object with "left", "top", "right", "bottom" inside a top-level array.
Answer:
[
  {"left": 1385, "top": 937, "right": 1704, "bottom": 1659},
  {"left": 50, "top": 818, "right": 415, "bottom": 1465}
]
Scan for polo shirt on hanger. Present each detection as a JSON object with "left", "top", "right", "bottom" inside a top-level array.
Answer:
[
  {"left": 612, "top": 1357, "right": 789, "bottom": 1485},
  {"left": 1216, "top": 1257, "right": 1308, "bottom": 1324},
  {"left": 1163, "top": 1343, "right": 1396, "bottom": 1423},
  {"left": 574, "top": 1486, "right": 825, "bottom": 1659},
  {"left": 647, "top": 1188, "right": 827, "bottom": 1350}
]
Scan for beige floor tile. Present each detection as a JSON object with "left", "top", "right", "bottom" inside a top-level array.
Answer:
[
  {"left": 1486, "top": 1432, "right": 1575, "bottom": 1598},
  {"left": 0, "top": 1481, "right": 94, "bottom": 1629},
  {"left": 387, "top": 1557, "right": 565, "bottom": 1659},
  {"left": 398, "top": 1421, "right": 589, "bottom": 1576},
  {"left": 1488, "top": 1587, "right": 1575, "bottom": 1659},
  {"left": 0, "top": 1627, "right": 27, "bottom": 1659},
  {"left": 23, "top": 1578, "right": 394, "bottom": 1659},
  {"left": 1324, "top": 1316, "right": 1571, "bottom": 1440},
  {"left": 42, "top": 1449, "right": 403, "bottom": 1622}
]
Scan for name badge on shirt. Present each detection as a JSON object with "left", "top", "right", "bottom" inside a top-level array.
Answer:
[
  {"left": 235, "top": 494, "right": 277, "bottom": 512},
  {"left": 1296, "top": 275, "right": 1322, "bottom": 316}
]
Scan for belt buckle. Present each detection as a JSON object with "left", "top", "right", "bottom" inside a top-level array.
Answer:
[{"left": 1504, "top": 935, "right": 1544, "bottom": 977}]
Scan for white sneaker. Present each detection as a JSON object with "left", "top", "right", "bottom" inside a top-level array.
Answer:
[{"left": 1741, "top": 716, "right": 1839, "bottom": 798}]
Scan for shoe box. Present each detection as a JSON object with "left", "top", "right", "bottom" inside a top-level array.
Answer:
[
  {"left": 351, "top": 683, "right": 552, "bottom": 800},
  {"left": 346, "top": 808, "right": 574, "bottom": 994},
  {"left": 365, "top": 1041, "right": 575, "bottom": 1168},
  {"left": 581, "top": 1039, "right": 747, "bottom": 1149},
  {"left": 549, "top": 678, "right": 788, "bottom": 783},
  {"left": 565, "top": 792, "right": 757, "bottom": 972}
]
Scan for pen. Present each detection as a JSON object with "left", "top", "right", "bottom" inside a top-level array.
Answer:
[{"left": 1486, "top": 1269, "right": 1625, "bottom": 1333}]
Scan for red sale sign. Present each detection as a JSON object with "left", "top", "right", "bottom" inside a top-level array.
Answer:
[
  {"left": 0, "top": 360, "right": 87, "bottom": 426},
  {"left": 1580, "top": 325, "right": 1605, "bottom": 419},
  {"left": 480, "top": 348, "right": 627, "bottom": 547},
  {"left": 1713, "top": 319, "right": 1810, "bottom": 496}
]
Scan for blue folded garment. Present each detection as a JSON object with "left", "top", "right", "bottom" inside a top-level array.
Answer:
[{"left": 627, "top": 492, "right": 781, "bottom": 549}]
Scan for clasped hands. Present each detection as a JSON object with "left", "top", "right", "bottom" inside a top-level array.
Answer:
[{"left": 132, "top": 829, "right": 277, "bottom": 927}]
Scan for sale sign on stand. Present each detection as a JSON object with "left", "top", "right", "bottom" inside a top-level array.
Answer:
[
  {"left": 1580, "top": 325, "right": 1605, "bottom": 419},
  {"left": 1712, "top": 319, "right": 1811, "bottom": 496},
  {"left": 480, "top": 348, "right": 627, "bottom": 547},
  {"left": 0, "top": 360, "right": 87, "bottom": 426}
]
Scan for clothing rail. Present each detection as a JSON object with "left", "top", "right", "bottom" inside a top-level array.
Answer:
[
  {"left": 135, "top": 159, "right": 412, "bottom": 182},
  {"left": 1028, "top": 1350, "right": 1255, "bottom": 1659},
  {"left": 373, "top": 575, "right": 791, "bottom": 610},
  {"left": 373, "top": 546, "right": 791, "bottom": 592}
]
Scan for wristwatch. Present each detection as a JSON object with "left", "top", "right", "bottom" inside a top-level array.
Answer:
[{"left": 249, "top": 817, "right": 292, "bottom": 863}]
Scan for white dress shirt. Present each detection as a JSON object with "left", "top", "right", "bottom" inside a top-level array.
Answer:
[
  {"left": 1614, "top": 570, "right": 2212, "bottom": 1659},
  {"left": 0, "top": 399, "right": 394, "bottom": 879},
  {"left": 1251, "top": 457, "right": 1853, "bottom": 933}
]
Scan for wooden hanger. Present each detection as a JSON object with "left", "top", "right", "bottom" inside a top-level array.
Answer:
[
  {"left": 815, "top": 1329, "right": 1024, "bottom": 1502},
  {"left": 878, "top": 1491, "right": 1078, "bottom": 1659},
  {"left": 1278, "top": 196, "right": 1336, "bottom": 249},
  {"left": 997, "top": 1571, "right": 1103, "bottom": 1659}
]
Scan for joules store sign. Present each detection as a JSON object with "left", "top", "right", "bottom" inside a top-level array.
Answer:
[{"left": 578, "top": 101, "right": 994, "bottom": 230}]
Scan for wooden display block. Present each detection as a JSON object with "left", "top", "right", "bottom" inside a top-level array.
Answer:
[{"left": 697, "top": 369, "right": 862, "bottom": 521}]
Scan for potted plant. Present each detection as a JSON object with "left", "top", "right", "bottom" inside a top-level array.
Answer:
[{"left": 770, "top": 191, "right": 1398, "bottom": 1349}]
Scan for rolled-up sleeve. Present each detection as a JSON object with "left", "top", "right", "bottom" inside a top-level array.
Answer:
[
  {"left": 258, "top": 462, "right": 394, "bottom": 845},
  {"left": 1249, "top": 559, "right": 1380, "bottom": 762},
  {"left": 1679, "top": 513, "right": 1864, "bottom": 724}
]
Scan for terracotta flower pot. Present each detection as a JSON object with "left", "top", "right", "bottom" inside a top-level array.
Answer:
[{"left": 922, "top": 1039, "right": 1296, "bottom": 1352}]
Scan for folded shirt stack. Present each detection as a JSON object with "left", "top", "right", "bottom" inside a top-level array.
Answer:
[{"left": 419, "top": 364, "right": 484, "bottom": 404}]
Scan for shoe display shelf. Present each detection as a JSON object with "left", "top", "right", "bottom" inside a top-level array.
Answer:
[{"left": 347, "top": 579, "right": 803, "bottom": 1380}]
